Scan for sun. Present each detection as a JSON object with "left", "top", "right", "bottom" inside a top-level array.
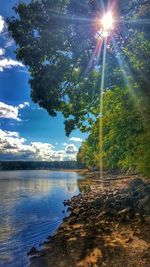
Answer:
[{"left": 102, "top": 12, "right": 114, "bottom": 30}]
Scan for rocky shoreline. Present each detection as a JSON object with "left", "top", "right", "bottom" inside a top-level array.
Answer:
[{"left": 29, "top": 175, "right": 150, "bottom": 267}]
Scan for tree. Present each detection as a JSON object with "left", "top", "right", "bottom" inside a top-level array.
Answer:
[
  {"left": 77, "top": 87, "right": 150, "bottom": 176},
  {"left": 7, "top": 0, "right": 150, "bottom": 135}
]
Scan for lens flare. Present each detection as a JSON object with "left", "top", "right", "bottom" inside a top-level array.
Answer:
[
  {"left": 99, "top": 38, "right": 107, "bottom": 181},
  {"left": 102, "top": 12, "right": 113, "bottom": 30}
]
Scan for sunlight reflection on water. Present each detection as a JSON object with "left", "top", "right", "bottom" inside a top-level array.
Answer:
[{"left": 0, "top": 170, "right": 84, "bottom": 267}]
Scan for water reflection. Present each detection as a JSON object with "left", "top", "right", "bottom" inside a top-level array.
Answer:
[{"left": 0, "top": 170, "right": 84, "bottom": 267}]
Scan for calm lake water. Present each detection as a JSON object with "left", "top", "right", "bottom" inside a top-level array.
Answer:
[{"left": 0, "top": 170, "right": 84, "bottom": 267}]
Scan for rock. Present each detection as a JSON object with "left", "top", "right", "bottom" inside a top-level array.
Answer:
[
  {"left": 72, "top": 207, "right": 80, "bottom": 215},
  {"left": 63, "top": 199, "right": 70, "bottom": 206},
  {"left": 95, "top": 198, "right": 102, "bottom": 208},
  {"left": 124, "top": 196, "right": 132, "bottom": 207},
  {"left": 118, "top": 208, "right": 130, "bottom": 221},
  {"left": 63, "top": 217, "right": 68, "bottom": 222},
  {"left": 113, "top": 190, "right": 118, "bottom": 196},
  {"left": 47, "top": 235, "right": 53, "bottom": 240},
  {"left": 27, "top": 246, "right": 38, "bottom": 256},
  {"left": 138, "top": 195, "right": 150, "bottom": 221},
  {"left": 132, "top": 190, "right": 140, "bottom": 198},
  {"left": 139, "top": 195, "right": 150, "bottom": 210},
  {"left": 97, "top": 211, "right": 107, "bottom": 218},
  {"left": 128, "top": 178, "right": 144, "bottom": 189},
  {"left": 29, "top": 175, "right": 150, "bottom": 267},
  {"left": 144, "top": 184, "right": 150, "bottom": 194},
  {"left": 126, "top": 237, "right": 133, "bottom": 243},
  {"left": 144, "top": 216, "right": 150, "bottom": 224},
  {"left": 67, "top": 207, "right": 72, "bottom": 212},
  {"left": 115, "top": 200, "right": 122, "bottom": 206}
]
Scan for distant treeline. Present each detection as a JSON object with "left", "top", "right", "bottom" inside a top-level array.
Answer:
[{"left": 0, "top": 161, "right": 85, "bottom": 171}]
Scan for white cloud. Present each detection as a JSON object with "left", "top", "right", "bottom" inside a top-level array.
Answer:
[
  {"left": 0, "top": 130, "right": 54, "bottom": 160},
  {"left": 65, "top": 144, "right": 78, "bottom": 154},
  {"left": 0, "top": 16, "right": 24, "bottom": 72},
  {"left": 18, "top": 102, "right": 29, "bottom": 109},
  {"left": 63, "top": 143, "right": 68, "bottom": 146},
  {"left": 0, "top": 130, "right": 78, "bottom": 161},
  {"left": 0, "top": 130, "right": 20, "bottom": 138},
  {"left": 0, "top": 48, "right": 5, "bottom": 56},
  {"left": 4, "top": 39, "right": 14, "bottom": 48},
  {"left": 0, "top": 16, "right": 5, "bottom": 33},
  {"left": 0, "top": 129, "right": 26, "bottom": 152},
  {"left": 69, "top": 137, "right": 83, "bottom": 142},
  {"left": 30, "top": 142, "right": 54, "bottom": 160},
  {"left": 51, "top": 150, "right": 66, "bottom": 161},
  {"left": 0, "top": 101, "right": 30, "bottom": 121},
  {"left": 0, "top": 58, "right": 24, "bottom": 72},
  {"left": 0, "top": 102, "right": 20, "bottom": 121}
]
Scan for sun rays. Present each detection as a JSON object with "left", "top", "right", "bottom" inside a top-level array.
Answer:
[
  {"left": 84, "top": 38, "right": 103, "bottom": 76},
  {"left": 47, "top": 2, "right": 148, "bottom": 178},
  {"left": 99, "top": 37, "right": 107, "bottom": 180}
]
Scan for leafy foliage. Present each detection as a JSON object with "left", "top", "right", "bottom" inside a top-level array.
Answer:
[
  {"left": 8, "top": 0, "right": 150, "bottom": 175},
  {"left": 8, "top": 0, "right": 150, "bottom": 135},
  {"left": 77, "top": 87, "right": 150, "bottom": 176}
]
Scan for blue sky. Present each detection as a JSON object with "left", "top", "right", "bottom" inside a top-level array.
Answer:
[{"left": 0, "top": 0, "right": 87, "bottom": 161}]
